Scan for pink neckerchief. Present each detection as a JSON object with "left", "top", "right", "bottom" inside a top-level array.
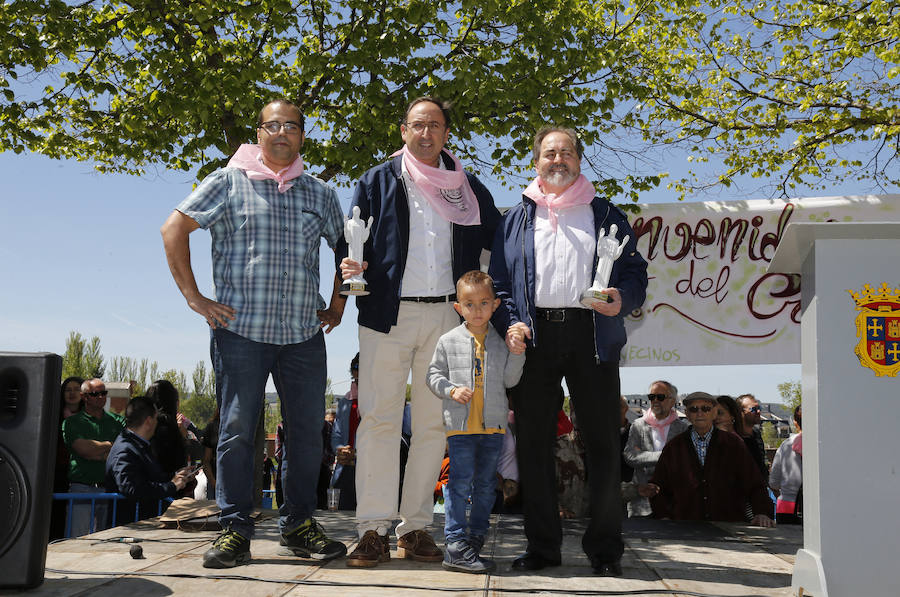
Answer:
[
  {"left": 522, "top": 173, "right": 595, "bottom": 230},
  {"left": 389, "top": 146, "right": 481, "bottom": 225},
  {"left": 227, "top": 143, "right": 305, "bottom": 193},
  {"left": 642, "top": 408, "right": 679, "bottom": 443},
  {"left": 792, "top": 432, "right": 802, "bottom": 455}
]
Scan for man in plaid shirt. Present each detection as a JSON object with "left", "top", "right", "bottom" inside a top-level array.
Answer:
[{"left": 161, "top": 99, "right": 347, "bottom": 568}]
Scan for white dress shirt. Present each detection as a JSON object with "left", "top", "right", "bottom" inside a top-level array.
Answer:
[
  {"left": 534, "top": 203, "right": 595, "bottom": 308},
  {"left": 399, "top": 159, "right": 455, "bottom": 297},
  {"left": 651, "top": 426, "right": 665, "bottom": 451}
]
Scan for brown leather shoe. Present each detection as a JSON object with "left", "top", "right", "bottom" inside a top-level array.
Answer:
[
  {"left": 346, "top": 530, "right": 390, "bottom": 568},
  {"left": 396, "top": 529, "right": 443, "bottom": 562}
]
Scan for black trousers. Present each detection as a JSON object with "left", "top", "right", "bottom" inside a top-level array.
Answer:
[{"left": 511, "top": 313, "right": 624, "bottom": 564}]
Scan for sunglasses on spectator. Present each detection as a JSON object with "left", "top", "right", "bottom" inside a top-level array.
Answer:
[
  {"left": 687, "top": 405, "right": 713, "bottom": 413},
  {"left": 647, "top": 393, "right": 669, "bottom": 401},
  {"left": 84, "top": 390, "right": 108, "bottom": 397},
  {"left": 746, "top": 406, "right": 761, "bottom": 413}
]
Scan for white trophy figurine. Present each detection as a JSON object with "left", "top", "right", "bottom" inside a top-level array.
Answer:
[
  {"left": 580, "top": 224, "right": 629, "bottom": 308},
  {"left": 340, "top": 206, "right": 373, "bottom": 296}
]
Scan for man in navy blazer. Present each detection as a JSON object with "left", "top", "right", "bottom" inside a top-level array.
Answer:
[
  {"left": 490, "top": 127, "right": 648, "bottom": 576},
  {"left": 337, "top": 97, "right": 501, "bottom": 568},
  {"left": 105, "top": 397, "right": 194, "bottom": 527}
]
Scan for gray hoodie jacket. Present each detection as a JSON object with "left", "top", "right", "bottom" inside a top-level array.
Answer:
[{"left": 427, "top": 323, "right": 525, "bottom": 432}]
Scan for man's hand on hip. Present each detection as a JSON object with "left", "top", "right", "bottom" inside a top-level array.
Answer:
[{"left": 188, "top": 294, "right": 236, "bottom": 328}]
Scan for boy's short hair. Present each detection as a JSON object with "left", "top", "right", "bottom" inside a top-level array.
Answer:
[{"left": 456, "top": 270, "right": 495, "bottom": 297}]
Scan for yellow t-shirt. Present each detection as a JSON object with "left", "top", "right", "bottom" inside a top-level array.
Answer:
[{"left": 447, "top": 331, "right": 504, "bottom": 436}]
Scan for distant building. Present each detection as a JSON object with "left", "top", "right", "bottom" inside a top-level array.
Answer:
[{"left": 106, "top": 381, "right": 131, "bottom": 416}]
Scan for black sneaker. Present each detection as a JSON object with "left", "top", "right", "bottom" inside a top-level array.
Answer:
[
  {"left": 203, "top": 529, "right": 251, "bottom": 568},
  {"left": 280, "top": 517, "right": 347, "bottom": 561}
]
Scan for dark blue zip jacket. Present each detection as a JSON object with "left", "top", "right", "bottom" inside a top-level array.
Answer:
[
  {"left": 336, "top": 152, "right": 501, "bottom": 333},
  {"left": 488, "top": 196, "right": 648, "bottom": 362}
]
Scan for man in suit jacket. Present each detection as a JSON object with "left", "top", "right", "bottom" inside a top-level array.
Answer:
[
  {"left": 623, "top": 380, "right": 689, "bottom": 516},
  {"left": 105, "top": 397, "right": 195, "bottom": 526}
]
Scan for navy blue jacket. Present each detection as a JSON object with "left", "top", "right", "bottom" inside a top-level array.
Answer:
[
  {"left": 105, "top": 428, "right": 176, "bottom": 526},
  {"left": 488, "top": 196, "right": 648, "bottom": 362},
  {"left": 336, "top": 152, "right": 501, "bottom": 333}
]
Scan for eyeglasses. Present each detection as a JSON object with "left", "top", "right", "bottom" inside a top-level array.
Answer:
[
  {"left": 746, "top": 406, "right": 761, "bottom": 413},
  {"left": 687, "top": 405, "right": 713, "bottom": 413},
  {"left": 259, "top": 121, "right": 302, "bottom": 134},
  {"left": 405, "top": 121, "right": 444, "bottom": 134},
  {"left": 647, "top": 393, "right": 669, "bottom": 402},
  {"left": 84, "top": 390, "right": 108, "bottom": 397}
]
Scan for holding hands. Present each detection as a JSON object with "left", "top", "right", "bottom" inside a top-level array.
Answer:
[{"left": 505, "top": 322, "right": 531, "bottom": 355}]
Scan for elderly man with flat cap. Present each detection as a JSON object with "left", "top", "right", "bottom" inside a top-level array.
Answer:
[{"left": 640, "top": 392, "right": 775, "bottom": 527}]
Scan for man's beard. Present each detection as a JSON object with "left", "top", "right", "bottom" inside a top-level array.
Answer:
[{"left": 542, "top": 168, "right": 578, "bottom": 189}]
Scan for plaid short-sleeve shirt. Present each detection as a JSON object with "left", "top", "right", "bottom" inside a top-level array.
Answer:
[{"left": 177, "top": 167, "right": 343, "bottom": 345}]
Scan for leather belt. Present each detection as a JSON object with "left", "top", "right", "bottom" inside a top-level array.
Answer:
[
  {"left": 400, "top": 294, "right": 457, "bottom": 304},
  {"left": 535, "top": 307, "right": 593, "bottom": 322}
]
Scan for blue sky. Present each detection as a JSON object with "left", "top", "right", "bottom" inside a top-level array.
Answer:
[{"left": 0, "top": 147, "right": 820, "bottom": 403}]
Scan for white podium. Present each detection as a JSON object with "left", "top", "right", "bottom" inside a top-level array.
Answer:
[{"left": 768, "top": 223, "right": 900, "bottom": 597}]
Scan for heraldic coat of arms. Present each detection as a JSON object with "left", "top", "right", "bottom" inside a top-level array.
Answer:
[{"left": 847, "top": 282, "right": 900, "bottom": 377}]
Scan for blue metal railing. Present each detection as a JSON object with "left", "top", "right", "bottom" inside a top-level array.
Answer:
[
  {"left": 53, "top": 492, "right": 174, "bottom": 538},
  {"left": 55, "top": 490, "right": 277, "bottom": 538}
]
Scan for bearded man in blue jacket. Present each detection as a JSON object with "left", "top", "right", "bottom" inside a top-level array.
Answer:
[{"left": 489, "top": 126, "right": 648, "bottom": 577}]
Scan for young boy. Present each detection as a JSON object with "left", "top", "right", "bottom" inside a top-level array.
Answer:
[{"left": 427, "top": 270, "right": 525, "bottom": 573}]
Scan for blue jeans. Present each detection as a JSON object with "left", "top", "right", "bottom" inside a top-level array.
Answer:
[
  {"left": 67, "top": 482, "right": 109, "bottom": 537},
  {"left": 212, "top": 328, "right": 326, "bottom": 538},
  {"left": 444, "top": 434, "right": 503, "bottom": 544}
]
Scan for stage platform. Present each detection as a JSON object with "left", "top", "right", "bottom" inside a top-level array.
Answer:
[{"left": 5, "top": 511, "right": 805, "bottom": 596}]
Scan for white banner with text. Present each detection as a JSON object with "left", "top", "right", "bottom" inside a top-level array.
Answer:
[{"left": 622, "top": 194, "right": 900, "bottom": 366}]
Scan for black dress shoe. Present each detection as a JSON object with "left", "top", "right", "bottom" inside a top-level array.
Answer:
[
  {"left": 511, "top": 551, "right": 561, "bottom": 571},
  {"left": 591, "top": 558, "right": 623, "bottom": 577}
]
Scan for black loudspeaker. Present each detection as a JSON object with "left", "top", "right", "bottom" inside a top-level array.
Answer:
[{"left": 0, "top": 352, "right": 62, "bottom": 589}]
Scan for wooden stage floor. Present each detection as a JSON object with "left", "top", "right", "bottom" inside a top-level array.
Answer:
[{"left": 4, "top": 510, "right": 805, "bottom": 596}]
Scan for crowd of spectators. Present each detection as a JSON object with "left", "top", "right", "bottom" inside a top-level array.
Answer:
[
  {"left": 51, "top": 376, "right": 209, "bottom": 538},
  {"left": 51, "top": 371, "right": 800, "bottom": 546}
]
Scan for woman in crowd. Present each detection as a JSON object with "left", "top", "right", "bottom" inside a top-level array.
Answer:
[
  {"left": 769, "top": 405, "right": 802, "bottom": 524},
  {"left": 145, "top": 379, "right": 190, "bottom": 494},
  {"left": 60, "top": 376, "right": 84, "bottom": 418},
  {"left": 714, "top": 395, "right": 745, "bottom": 437},
  {"left": 50, "top": 376, "right": 85, "bottom": 539}
]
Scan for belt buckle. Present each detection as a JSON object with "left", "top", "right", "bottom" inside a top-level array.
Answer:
[{"left": 546, "top": 309, "right": 565, "bottom": 322}]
